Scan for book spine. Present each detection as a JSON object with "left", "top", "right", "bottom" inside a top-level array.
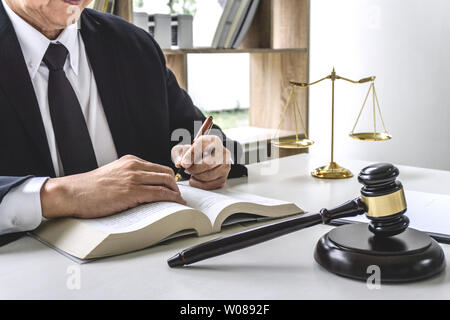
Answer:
[
  {"left": 232, "top": 0, "right": 260, "bottom": 49},
  {"left": 224, "top": 0, "right": 252, "bottom": 48},
  {"left": 103, "top": 0, "right": 108, "bottom": 12},
  {"left": 212, "top": 0, "right": 235, "bottom": 48},
  {"left": 218, "top": 0, "right": 242, "bottom": 48}
]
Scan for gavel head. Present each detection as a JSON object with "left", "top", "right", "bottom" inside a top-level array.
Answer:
[{"left": 358, "top": 163, "right": 409, "bottom": 237}]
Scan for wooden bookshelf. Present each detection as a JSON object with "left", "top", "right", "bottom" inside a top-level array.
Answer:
[
  {"left": 163, "top": 48, "right": 307, "bottom": 54},
  {"left": 164, "top": 0, "right": 310, "bottom": 157},
  {"left": 114, "top": 0, "right": 133, "bottom": 22}
]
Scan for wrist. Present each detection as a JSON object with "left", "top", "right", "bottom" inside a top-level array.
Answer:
[{"left": 40, "top": 177, "right": 72, "bottom": 219}]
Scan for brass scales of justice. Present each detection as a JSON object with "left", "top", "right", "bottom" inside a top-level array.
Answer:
[{"left": 272, "top": 67, "right": 392, "bottom": 179}]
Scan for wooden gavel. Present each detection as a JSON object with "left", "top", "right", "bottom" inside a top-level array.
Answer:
[{"left": 168, "top": 163, "right": 411, "bottom": 268}]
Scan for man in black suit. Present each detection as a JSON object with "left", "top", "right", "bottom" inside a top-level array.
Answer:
[{"left": 0, "top": 0, "right": 246, "bottom": 235}]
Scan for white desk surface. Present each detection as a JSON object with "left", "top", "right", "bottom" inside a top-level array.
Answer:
[{"left": 2, "top": 154, "right": 450, "bottom": 300}]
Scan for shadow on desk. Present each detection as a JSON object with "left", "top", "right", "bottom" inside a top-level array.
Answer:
[
  {"left": 0, "top": 235, "right": 50, "bottom": 255},
  {"left": 0, "top": 232, "right": 24, "bottom": 247},
  {"left": 91, "top": 218, "right": 296, "bottom": 265},
  {"left": 170, "top": 263, "right": 306, "bottom": 273}
]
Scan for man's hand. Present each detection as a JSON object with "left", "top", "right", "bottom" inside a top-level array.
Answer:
[
  {"left": 172, "top": 135, "right": 232, "bottom": 190},
  {"left": 41, "top": 155, "right": 186, "bottom": 219}
]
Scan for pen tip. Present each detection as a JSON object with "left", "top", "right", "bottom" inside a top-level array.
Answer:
[{"left": 167, "top": 253, "right": 185, "bottom": 268}]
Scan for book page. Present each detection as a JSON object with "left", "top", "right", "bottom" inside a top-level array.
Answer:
[
  {"left": 178, "top": 183, "right": 293, "bottom": 224},
  {"left": 81, "top": 202, "right": 192, "bottom": 234},
  {"left": 80, "top": 184, "right": 298, "bottom": 236},
  {"left": 178, "top": 184, "right": 237, "bottom": 223},
  {"left": 215, "top": 188, "right": 291, "bottom": 206}
]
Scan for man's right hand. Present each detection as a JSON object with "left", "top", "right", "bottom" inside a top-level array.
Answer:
[{"left": 40, "top": 155, "right": 186, "bottom": 219}]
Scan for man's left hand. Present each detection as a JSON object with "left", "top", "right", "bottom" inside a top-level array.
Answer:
[{"left": 171, "top": 136, "right": 232, "bottom": 190}]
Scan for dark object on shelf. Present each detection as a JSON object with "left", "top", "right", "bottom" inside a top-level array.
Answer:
[
  {"left": 149, "top": 15, "right": 155, "bottom": 37},
  {"left": 171, "top": 15, "right": 178, "bottom": 46},
  {"left": 169, "top": 14, "right": 193, "bottom": 49}
]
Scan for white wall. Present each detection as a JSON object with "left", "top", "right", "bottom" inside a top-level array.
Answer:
[
  {"left": 188, "top": 0, "right": 249, "bottom": 112},
  {"left": 309, "top": 0, "right": 450, "bottom": 170}
]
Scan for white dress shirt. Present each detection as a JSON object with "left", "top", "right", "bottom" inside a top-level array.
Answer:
[{"left": 0, "top": 0, "right": 118, "bottom": 235}]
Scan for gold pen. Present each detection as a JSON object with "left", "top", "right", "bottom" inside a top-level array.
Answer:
[{"left": 175, "top": 116, "right": 214, "bottom": 182}]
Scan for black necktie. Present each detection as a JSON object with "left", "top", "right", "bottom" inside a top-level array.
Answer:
[{"left": 43, "top": 43, "right": 98, "bottom": 175}]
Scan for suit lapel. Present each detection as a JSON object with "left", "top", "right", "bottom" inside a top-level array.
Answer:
[
  {"left": 0, "top": 4, "right": 139, "bottom": 177},
  {"left": 80, "top": 11, "right": 138, "bottom": 158},
  {"left": 0, "top": 2, "right": 55, "bottom": 176}
]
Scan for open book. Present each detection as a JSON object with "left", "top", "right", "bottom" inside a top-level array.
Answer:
[{"left": 33, "top": 184, "right": 302, "bottom": 260}]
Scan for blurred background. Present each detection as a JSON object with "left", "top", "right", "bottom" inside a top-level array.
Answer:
[
  {"left": 309, "top": 0, "right": 450, "bottom": 171},
  {"left": 134, "top": 0, "right": 250, "bottom": 130},
  {"left": 134, "top": 0, "right": 450, "bottom": 170}
]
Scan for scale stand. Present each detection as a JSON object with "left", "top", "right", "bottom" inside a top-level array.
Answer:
[
  {"left": 272, "top": 67, "right": 392, "bottom": 179},
  {"left": 271, "top": 84, "right": 314, "bottom": 150}
]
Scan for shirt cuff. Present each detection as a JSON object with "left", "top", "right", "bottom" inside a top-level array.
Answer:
[{"left": 0, "top": 177, "right": 49, "bottom": 235}]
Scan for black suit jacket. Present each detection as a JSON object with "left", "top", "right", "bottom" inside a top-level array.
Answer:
[{"left": 0, "top": 3, "right": 247, "bottom": 204}]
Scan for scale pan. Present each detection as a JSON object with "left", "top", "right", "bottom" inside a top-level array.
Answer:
[
  {"left": 349, "top": 132, "right": 392, "bottom": 141},
  {"left": 272, "top": 138, "right": 314, "bottom": 149}
]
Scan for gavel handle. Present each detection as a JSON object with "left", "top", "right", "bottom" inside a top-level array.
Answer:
[{"left": 168, "top": 198, "right": 366, "bottom": 268}]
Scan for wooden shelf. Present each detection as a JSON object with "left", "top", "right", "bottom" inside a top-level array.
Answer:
[
  {"left": 164, "top": 0, "right": 310, "bottom": 155},
  {"left": 163, "top": 48, "right": 308, "bottom": 55},
  {"left": 114, "top": 0, "right": 133, "bottom": 22}
]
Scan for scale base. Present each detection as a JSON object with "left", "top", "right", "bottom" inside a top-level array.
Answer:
[
  {"left": 311, "top": 162, "right": 353, "bottom": 179},
  {"left": 314, "top": 224, "right": 446, "bottom": 283}
]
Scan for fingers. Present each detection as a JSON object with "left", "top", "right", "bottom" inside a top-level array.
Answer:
[
  {"left": 137, "top": 185, "right": 187, "bottom": 205},
  {"left": 171, "top": 145, "right": 190, "bottom": 168},
  {"left": 119, "top": 155, "right": 184, "bottom": 202},
  {"left": 189, "top": 175, "right": 227, "bottom": 191},
  {"left": 142, "top": 162, "right": 174, "bottom": 176},
  {"left": 181, "top": 136, "right": 224, "bottom": 169},
  {"left": 189, "top": 164, "right": 231, "bottom": 182},
  {"left": 186, "top": 148, "right": 231, "bottom": 175},
  {"left": 121, "top": 155, "right": 175, "bottom": 176},
  {"left": 134, "top": 171, "right": 180, "bottom": 193}
]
